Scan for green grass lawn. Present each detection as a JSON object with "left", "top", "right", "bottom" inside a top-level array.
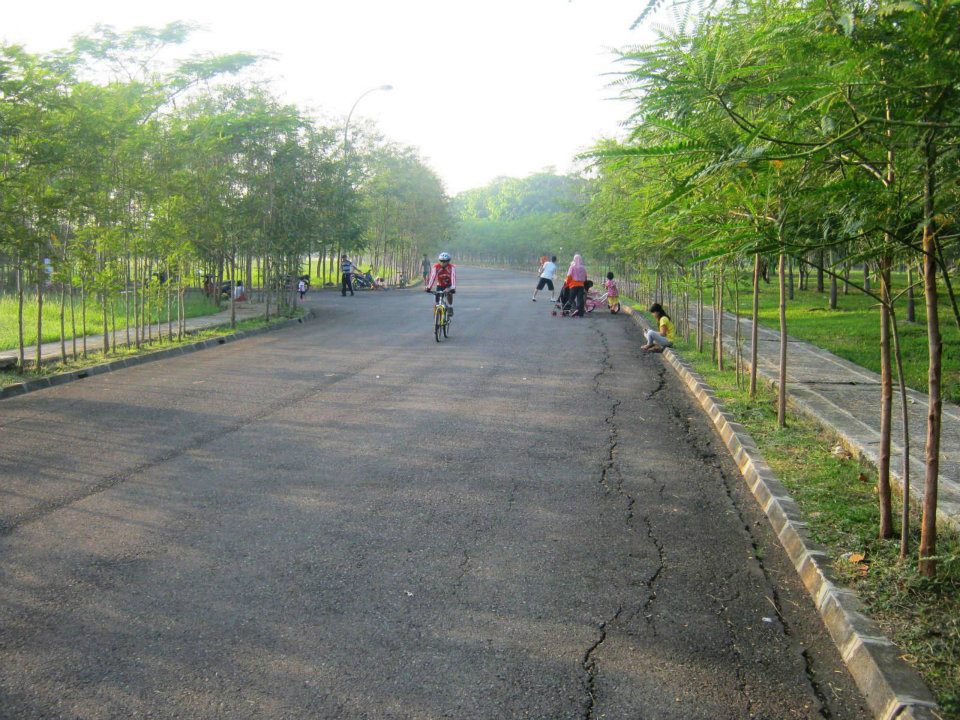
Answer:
[
  {"left": 718, "top": 272, "right": 960, "bottom": 404},
  {"left": 0, "top": 312, "right": 301, "bottom": 390},
  {"left": 674, "top": 334, "right": 960, "bottom": 718},
  {"left": 0, "top": 291, "right": 222, "bottom": 352}
]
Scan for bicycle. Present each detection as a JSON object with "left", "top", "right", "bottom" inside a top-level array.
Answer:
[
  {"left": 431, "top": 289, "right": 453, "bottom": 342},
  {"left": 585, "top": 289, "right": 621, "bottom": 314}
]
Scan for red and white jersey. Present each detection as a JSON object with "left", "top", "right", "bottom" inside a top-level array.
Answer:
[{"left": 427, "top": 262, "right": 456, "bottom": 289}]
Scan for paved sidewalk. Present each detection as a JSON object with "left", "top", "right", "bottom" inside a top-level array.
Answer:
[
  {"left": 0, "top": 301, "right": 270, "bottom": 367},
  {"left": 684, "top": 307, "right": 960, "bottom": 530}
]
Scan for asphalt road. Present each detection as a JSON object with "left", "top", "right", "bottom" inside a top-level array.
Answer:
[{"left": 0, "top": 267, "right": 870, "bottom": 719}]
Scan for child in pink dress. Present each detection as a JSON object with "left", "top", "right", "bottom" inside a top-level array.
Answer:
[{"left": 604, "top": 272, "right": 620, "bottom": 310}]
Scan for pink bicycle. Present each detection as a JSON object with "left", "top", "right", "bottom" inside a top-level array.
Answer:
[{"left": 585, "top": 289, "right": 621, "bottom": 314}]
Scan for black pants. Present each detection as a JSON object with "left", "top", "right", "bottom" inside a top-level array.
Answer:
[
  {"left": 341, "top": 273, "right": 353, "bottom": 296},
  {"left": 570, "top": 286, "right": 585, "bottom": 316}
]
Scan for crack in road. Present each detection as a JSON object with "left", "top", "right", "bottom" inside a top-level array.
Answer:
[
  {"left": 580, "top": 604, "right": 623, "bottom": 720},
  {"left": 456, "top": 549, "right": 471, "bottom": 583},
  {"left": 638, "top": 480, "right": 667, "bottom": 632},
  {"left": 583, "top": 325, "right": 675, "bottom": 714},
  {"left": 667, "top": 391, "right": 832, "bottom": 719},
  {"left": 646, "top": 362, "right": 667, "bottom": 400}
]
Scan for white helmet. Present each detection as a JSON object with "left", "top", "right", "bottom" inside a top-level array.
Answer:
[{"left": 438, "top": 252, "right": 451, "bottom": 262}]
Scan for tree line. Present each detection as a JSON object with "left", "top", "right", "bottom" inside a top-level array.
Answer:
[
  {"left": 581, "top": 0, "right": 959, "bottom": 577},
  {"left": 0, "top": 23, "right": 450, "bottom": 364},
  {"left": 450, "top": 171, "right": 590, "bottom": 266}
]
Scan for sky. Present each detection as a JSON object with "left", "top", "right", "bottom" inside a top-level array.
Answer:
[{"left": 3, "top": 1, "right": 652, "bottom": 195}]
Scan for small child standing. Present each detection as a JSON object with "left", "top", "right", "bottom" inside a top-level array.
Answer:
[
  {"left": 604, "top": 272, "right": 620, "bottom": 311},
  {"left": 298, "top": 278, "right": 307, "bottom": 300}
]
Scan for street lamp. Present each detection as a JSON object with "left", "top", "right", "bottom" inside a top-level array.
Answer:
[
  {"left": 343, "top": 84, "right": 393, "bottom": 155},
  {"left": 339, "top": 84, "right": 392, "bottom": 277}
]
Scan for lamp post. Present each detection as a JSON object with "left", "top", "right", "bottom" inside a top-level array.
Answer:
[
  {"left": 343, "top": 84, "right": 393, "bottom": 157},
  {"left": 338, "top": 84, "right": 392, "bottom": 277}
]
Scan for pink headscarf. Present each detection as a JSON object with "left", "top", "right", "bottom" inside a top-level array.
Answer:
[{"left": 568, "top": 254, "right": 587, "bottom": 282}]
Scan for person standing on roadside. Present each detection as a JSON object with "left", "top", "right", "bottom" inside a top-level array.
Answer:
[
  {"left": 532, "top": 255, "right": 557, "bottom": 302},
  {"left": 298, "top": 278, "right": 308, "bottom": 301},
  {"left": 340, "top": 255, "right": 355, "bottom": 297},
  {"left": 565, "top": 254, "right": 588, "bottom": 317},
  {"left": 421, "top": 255, "right": 431, "bottom": 285}
]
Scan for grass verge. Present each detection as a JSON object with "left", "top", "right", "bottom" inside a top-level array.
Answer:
[
  {"left": 666, "top": 330, "right": 960, "bottom": 718},
  {"left": 725, "top": 273, "right": 959, "bottom": 404},
  {"left": 0, "top": 292, "right": 224, "bottom": 352},
  {"left": 0, "top": 312, "right": 303, "bottom": 391}
]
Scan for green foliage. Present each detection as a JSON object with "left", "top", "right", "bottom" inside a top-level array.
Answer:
[
  {"left": 450, "top": 172, "right": 590, "bottom": 264},
  {"left": 1, "top": 24, "right": 448, "bottom": 359}
]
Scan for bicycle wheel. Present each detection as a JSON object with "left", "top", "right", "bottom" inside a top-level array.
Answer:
[
  {"left": 435, "top": 307, "right": 444, "bottom": 342},
  {"left": 443, "top": 312, "right": 451, "bottom": 338},
  {"left": 611, "top": 301, "right": 621, "bottom": 314}
]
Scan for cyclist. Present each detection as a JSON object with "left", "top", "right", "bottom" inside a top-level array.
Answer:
[{"left": 425, "top": 252, "right": 457, "bottom": 314}]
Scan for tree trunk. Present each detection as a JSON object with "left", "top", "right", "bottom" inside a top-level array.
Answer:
[
  {"left": 710, "top": 272, "right": 717, "bottom": 364},
  {"left": 265, "top": 256, "right": 272, "bottom": 322},
  {"left": 716, "top": 266, "right": 724, "bottom": 372},
  {"left": 696, "top": 265, "right": 704, "bottom": 353},
  {"left": 134, "top": 258, "right": 141, "bottom": 348},
  {"left": 102, "top": 287, "right": 110, "bottom": 355},
  {"left": 230, "top": 253, "right": 237, "bottom": 329},
  {"left": 80, "top": 277, "right": 88, "bottom": 358},
  {"left": 919, "top": 136, "right": 941, "bottom": 578},
  {"left": 889, "top": 307, "right": 912, "bottom": 559},
  {"left": 787, "top": 256, "right": 794, "bottom": 301},
  {"left": 35, "top": 252, "right": 44, "bottom": 367},
  {"left": 878, "top": 255, "right": 894, "bottom": 539},
  {"left": 16, "top": 259, "right": 25, "bottom": 370},
  {"left": 829, "top": 249, "right": 838, "bottom": 310},
  {"left": 156, "top": 266, "right": 162, "bottom": 341},
  {"left": 778, "top": 250, "right": 788, "bottom": 429},
  {"left": 734, "top": 265, "right": 742, "bottom": 387},
  {"left": 125, "top": 257, "right": 131, "bottom": 348},
  {"left": 69, "top": 280, "right": 77, "bottom": 360},
  {"left": 750, "top": 253, "right": 760, "bottom": 399},
  {"left": 906, "top": 263, "right": 916, "bottom": 323},
  {"left": 817, "top": 251, "right": 825, "bottom": 293},
  {"left": 101, "top": 253, "right": 109, "bottom": 355},
  {"left": 59, "top": 276, "right": 67, "bottom": 365}
]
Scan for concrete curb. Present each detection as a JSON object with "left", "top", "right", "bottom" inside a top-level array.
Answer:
[
  {"left": 0, "top": 311, "right": 315, "bottom": 402},
  {"left": 622, "top": 304, "right": 940, "bottom": 720}
]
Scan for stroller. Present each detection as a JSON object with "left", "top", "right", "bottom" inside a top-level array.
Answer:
[
  {"left": 552, "top": 280, "right": 592, "bottom": 317},
  {"left": 585, "top": 285, "right": 621, "bottom": 314}
]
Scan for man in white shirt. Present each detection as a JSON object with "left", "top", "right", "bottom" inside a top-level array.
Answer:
[{"left": 532, "top": 255, "right": 558, "bottom": 302}]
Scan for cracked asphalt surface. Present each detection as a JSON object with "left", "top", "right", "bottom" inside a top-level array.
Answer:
[{"left": 0, "top": 268, "right": 870, "bottom": 719}]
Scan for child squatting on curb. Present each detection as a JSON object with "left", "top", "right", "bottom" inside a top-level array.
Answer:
[{"left": 642, "top": 303, "right": 675, "bottom": 353}]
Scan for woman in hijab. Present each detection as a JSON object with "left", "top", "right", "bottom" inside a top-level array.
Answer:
[{"left": 565, "top": 254, "right": 588, "bottom": 317}]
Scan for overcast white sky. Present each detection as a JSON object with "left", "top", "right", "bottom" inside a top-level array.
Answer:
[{"left": 3, "top": 1, "right": 651, "bottom": 195}]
